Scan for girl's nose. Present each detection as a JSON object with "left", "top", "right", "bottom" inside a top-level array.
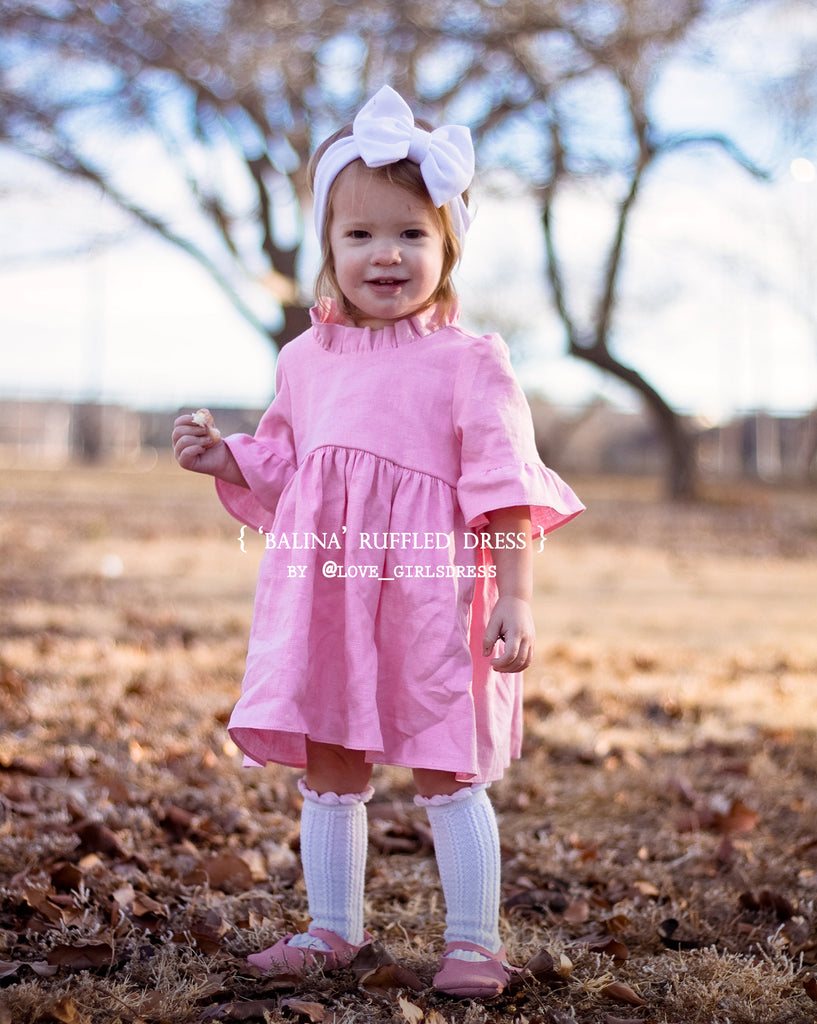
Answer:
[{"left": 371, "top": 243, "right": 401, "bottom": 265}]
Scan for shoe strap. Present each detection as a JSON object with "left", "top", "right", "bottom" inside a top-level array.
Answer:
[
  {"left": 443, "top": 941, "right": 506, "bottom": 962},
  {"left": 309, "top": 927, "right": 371, "bottom": 954}
]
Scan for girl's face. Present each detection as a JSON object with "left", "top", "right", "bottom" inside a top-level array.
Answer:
[{"left": 328, "top": 161, "right": 445, "bottom": 329}]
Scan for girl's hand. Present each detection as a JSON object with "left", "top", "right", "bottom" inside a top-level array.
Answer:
[
  {"left": 481, "top": 506, "right": 535, "bottom": 672},
  {"left": 482, "top": 594, "right": 535, "bottom": 672},
  {"left": 171, "top": 412, "right": 247, "bottom": 486}
]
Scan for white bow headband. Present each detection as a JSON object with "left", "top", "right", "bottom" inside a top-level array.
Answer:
[{"left": 312, "top": 85, "right": 475, "bottom": 247}]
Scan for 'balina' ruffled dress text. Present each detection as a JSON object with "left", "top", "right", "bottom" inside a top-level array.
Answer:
[{"left": 216, "top": 303, "right": 584, "bottom": 784}]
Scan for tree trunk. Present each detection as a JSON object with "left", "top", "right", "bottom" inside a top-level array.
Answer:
[{"left": 570, "top": 339, "right": 698, "bottom": 499}]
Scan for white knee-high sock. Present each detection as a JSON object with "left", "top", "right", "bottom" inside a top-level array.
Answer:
[
  {"left": 418, "top": 785, "right": 502, "bottom": 955},
  {"left": 290, "top": 779, "right": 372, "bottom": 949}
]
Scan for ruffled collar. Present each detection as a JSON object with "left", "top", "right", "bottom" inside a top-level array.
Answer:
[{"left": 310, "top": 299, "right": 458, "bottom": 353}]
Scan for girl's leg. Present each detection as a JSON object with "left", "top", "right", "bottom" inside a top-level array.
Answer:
[
  {"left": 289, "top": 741, "right": 373, "bottom": 950},
  {"left": 414, "top": 768, "right": 517, "bottom": 997},
  {"left": 413, "top": 769, "right": 502, "bottom": 955},
  {"left": 248, "top": 742, "right": 372, "bottom": 971}
]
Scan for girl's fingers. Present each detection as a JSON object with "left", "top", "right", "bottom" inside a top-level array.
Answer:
[
  {"left": 174, "top": 432, "right": 210, "bottom": 466},
  {"left": 490, "top": 633, "right": 533, "bottom": 671},
  {"left": 172, "top": 421, "right": 210, "bottom": 449}
]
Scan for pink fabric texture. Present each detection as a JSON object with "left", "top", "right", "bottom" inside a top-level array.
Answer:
[{"left": 216, "top": 302, "right": 584, "bottom": 784}]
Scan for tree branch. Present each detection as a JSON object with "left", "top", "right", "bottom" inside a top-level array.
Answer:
[
  {"left": 657, "top": 132, "right": 772, "bottom": 180},
  {"left": 25, "top": 140, "right": 275, "bottom": 343}
]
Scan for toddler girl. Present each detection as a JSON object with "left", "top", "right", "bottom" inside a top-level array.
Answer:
[{"left": 172, "top": 86, "right": 584, "bottom": 998}]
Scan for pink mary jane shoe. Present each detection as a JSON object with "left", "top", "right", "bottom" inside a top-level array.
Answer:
[
  {"left": 248, "top": 928, "right": 371, "bottom": 974},
  {"left": 433, "top": 941, "right": 520, "bottom": 998}
]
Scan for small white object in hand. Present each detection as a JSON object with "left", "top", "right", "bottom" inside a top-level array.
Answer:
[{"left": 192, "top": 408, "right": 221, "bottom": 444}]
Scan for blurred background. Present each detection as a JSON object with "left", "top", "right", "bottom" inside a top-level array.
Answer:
[{"left": 1, "top": 0, "right": 816, "bottom": 498}]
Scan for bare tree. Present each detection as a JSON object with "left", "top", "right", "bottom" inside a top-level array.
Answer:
[
  {"left": 0, "top": 0, "right": 388, "bottom": 345},
  {"left": 0, "top": 0, "right": 796, "bottom": 494},
  {"left": 402, "top": 0, "right": 776, "bottom": 497}
]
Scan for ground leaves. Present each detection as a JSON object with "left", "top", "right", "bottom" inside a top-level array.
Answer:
[
  {"left": 357, "top": 961, "right": 424, "bottom": 998},
  {"left": 279, "top": 998, "right": 327, "bottom": 1022},
  {"left": 351, "top": 939, "right": 424, "bottom": 998},
  {"left": 657, "top": 919, "right": 709, "bottom": 952},
  {"left": 397, "top": 995, "right": 424, "bottom": 1024},
  {"left": 3, "top": 468, "right": 817, "bottom": 1024},
  {"left": 601, "top": 981, "right": 646, "bottom": 1007},
  {"left": 200, "top": 1000, "right": 279, "bottom": 1022},
  {"left": 46, "top": 940, "right": 114, "bottom": 969}
]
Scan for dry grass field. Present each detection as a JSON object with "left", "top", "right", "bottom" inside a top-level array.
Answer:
[{"left": 1, "top": 460, "right": 816, "bottom": 1024}]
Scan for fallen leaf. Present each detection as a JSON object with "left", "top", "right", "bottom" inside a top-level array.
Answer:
[
  {"left": 558, "top": 953, "right": 574, "bottom": 977},
  {"left": 22, "top": 886, "right": 65, "bottom": 925},
  {"left": 200, "top": 1000, "right": 279, "bottom": 1021},
  {"left": 368, "top": 813, "right": 432, "bottom": 855},
  {"left": 781, "top": 915, "right": 810, "bottom": 952},
  {"left": 48, "top": 996, "right": 91, "bottom": 1024},
  {"left": 131, "top": 893, "right": 168, "bottom": 919},
  {"left": 2, "top": 755, "right": 60, "bottom": 777},
  {"left": 185, "top": 909, "right": 231, "bottom": 954},
  {"left": 632, "top": 880, "right": 660, "bottom": 898},
  {"left": 425, "top": 1012, "right": 449, "bottom": 1024},
  {"left": 280, "top": 998, "right": 327, "bottom": 1022},
  {"left": 350, "top": 940, "right": 397, "bottom": 975},
  {"left": 112, "top": 883, "right": 136, "bottom": 909},
  {"left": 46, "top": 941, "right": 113, "bottom": 969},
  {"left": 29, "top": 961, "right": 59, "bottom": 977},
  {"left": 71, "top": 820, "right": 127, "bottom": 858},
  {"left": 504, "top": 887, "right": 568, "bottom": 915},
  {"left": 135, "top": 992, "right": 167, "bottom": 1016},
  {"left": 740, "top": 888, "right": 797, "bottom": 920},
  {"left": 588, "top": 936, "right": 629, "bottom": 961},
  {"left": 569, "top": 834, "right": 599, "bottom": 861},
  {"left": 0, "top": 961, "right": 21, "bottom": 979},
  {"left": 717, "top": 799, "right": 759, "bottom": 834},
  {"left": 200, "top": 853, "right": 254, "bottom": 893},
  {"left": 563, "top": 898, "right": 590, "bottom": 923},
  {"left": 520, "top": 947, "right": 563, "bottom": 986},
  {"left": 605, "top": 913, "right": 633, "bottom": 934},
  {"left": 601, "top": 981, "right": 646, "bottom": 1007},
  {"left": 398, "top": 995, "right": 424, "bottom": 1024},
  {"left": 49, "top": 862, "right": 84, "bottom": 891},
  {"left": 358, "top": 962, "right": 424, "bottom": 998},
  {"left": 804, "top": 975, "right": 817, "bottom": 1002},
  {"left": 657, "top": 919, "right": 708, "bottom": 951},
  {"left": 196, "top": 972, "right": 230, "bottom": 1003},
  {"left": 161, "top": 803, "right": 196, "bottom": 838}
]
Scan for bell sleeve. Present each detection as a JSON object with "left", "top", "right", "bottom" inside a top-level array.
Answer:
[
  {"left": 214, "top": 354, "right": 297, "bottom": 532},
  {"left": 453, "top": 334, "right": 585, "bottom": 538}
]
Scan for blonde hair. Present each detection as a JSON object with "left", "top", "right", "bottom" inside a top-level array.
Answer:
[{"left": 308, "top": 120, "right": 468, "bottom": 326}]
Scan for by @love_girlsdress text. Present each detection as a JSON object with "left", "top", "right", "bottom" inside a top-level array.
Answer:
[{"left": 215, "top": 300, "right": 585, "bottom": 785}]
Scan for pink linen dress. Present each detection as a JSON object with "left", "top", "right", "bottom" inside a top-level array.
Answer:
[{"left": 216, "top": 302, "right": 584, "bottom": 784}]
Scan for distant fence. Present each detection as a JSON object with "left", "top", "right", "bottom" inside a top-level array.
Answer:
[
  {"left": 0, "top": 400, "right": 264, "bottom": 465},
  {"left": 1, "top": 398, "right": 815, "bottom": 483}
]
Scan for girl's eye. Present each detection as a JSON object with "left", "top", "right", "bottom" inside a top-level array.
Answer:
[
  {"left": 403, "top": 229, "right": 424, "bottom": 239},
  {"left": 349, "top": 230, "right": 370, "bottom": 239}
]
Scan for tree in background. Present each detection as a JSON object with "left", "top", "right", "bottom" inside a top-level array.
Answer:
[{"left": 0, "top": 0, "right": 809, "bottom": 494}]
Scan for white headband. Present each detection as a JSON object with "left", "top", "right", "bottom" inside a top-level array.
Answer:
[{"left": 312, "top": 85, "right": 475, "bottom": 247}]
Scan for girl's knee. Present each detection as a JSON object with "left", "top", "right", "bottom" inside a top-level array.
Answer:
[{"left": 305, "top": 739, "right": 372, "bottom": 795}]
